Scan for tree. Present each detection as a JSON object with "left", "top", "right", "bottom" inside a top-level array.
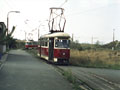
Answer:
[
  {"left": 70, "top": 41, "right": 83, "bottom": 51},
  {"left": 0, "top": 22, "right": 16, "bottom": 48},
  {"left": 0, "top": 26, "right": 15, "bottom": 45}
]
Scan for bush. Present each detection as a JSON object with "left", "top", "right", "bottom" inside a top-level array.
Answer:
[{"left": 70, "top": 42, "right": 83, "bottom": 51}]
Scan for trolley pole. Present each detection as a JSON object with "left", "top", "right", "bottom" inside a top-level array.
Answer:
[{"left": 38, "top": 28, "right": 39, "bottom": 41}]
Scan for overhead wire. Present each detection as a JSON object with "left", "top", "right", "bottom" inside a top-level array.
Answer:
[
  {"left": 59, "top": 0, "right": 68, "bottom": 8},
  {"left": 66, "top": 3, "right": 118, "bottom": 17}
]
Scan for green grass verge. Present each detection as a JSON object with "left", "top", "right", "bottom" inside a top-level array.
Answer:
[
  {"left": 56, "top": 67, "right": 91, "bottom": 90},
  {"left": 62, "top": 69, "right": 82, "bottom": 90}
]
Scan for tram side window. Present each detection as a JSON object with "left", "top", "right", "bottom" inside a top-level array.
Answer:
[
  {"left": 42, "top": 39, "right": 44, "bottom": 46},
  {"left": 38, "top": 40, "right": 41, "bottom": 45},
  {"left": 44, "top": 38, "right": 48, "bottom": 47},
  {"left": 33, "top": 42, "right": 38, "bottom": 45},
  {"left": 55, "top": 39, "right": 70, "bottom": 48},
  {"left": 40, "top": 38, "right": 48, "bottom": 47},
  {"left": 40, "top": 39, "right": 44, "bottom": 46},
  {"left": 44, "top": 42, "right": 47, "bottom": 46}
]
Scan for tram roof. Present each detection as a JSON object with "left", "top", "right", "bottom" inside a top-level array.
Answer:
[{"left": 41, "top": 32, "right": 70, "bottom": 38}]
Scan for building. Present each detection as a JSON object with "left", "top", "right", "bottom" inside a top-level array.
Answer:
[{"left": 0, "top": 22, "right": 6, "bottom": 53}]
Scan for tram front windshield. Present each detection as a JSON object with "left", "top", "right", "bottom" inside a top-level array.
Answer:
[
  {"left": 26, "top": 42, "right": 32, "bottom": 45},
  {"left": 55, "top": 39, "right": 70, "bottom": 48},
  {"left": 33, "top": 42, "right": 38, "bottom": 45}
]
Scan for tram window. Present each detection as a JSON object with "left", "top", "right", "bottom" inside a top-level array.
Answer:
[
  {"left": 40, "top": 38, "right": 48, "bottom": 47},
  {"left": 55, "top": 39, "right": 70, "bottom": 48},
  {"left": 44, "top": 38, "right": 48, "bottom": 46},
  {"left": 44, "top": 42, "right": 47, "bottom": 46},
  {"left": 41, "top": 40, "right": 44, "bottom": 46},
  {"left": 33, "top": 42, "right": 38, "bottom": 45},
  {"left": 26, "top": 42, "right": 32, "bottom": 45},
  {"left": 38, "top": 41, "right": 41, "bottom": 45}
]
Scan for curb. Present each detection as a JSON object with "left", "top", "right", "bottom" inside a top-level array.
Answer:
[{"left": 0, "top": 52, "right": 8, "bottom": 70}]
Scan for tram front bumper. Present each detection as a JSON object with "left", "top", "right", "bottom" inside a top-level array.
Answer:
[{"left": 54, "top": 58, "right": 69, "bottom": 64}]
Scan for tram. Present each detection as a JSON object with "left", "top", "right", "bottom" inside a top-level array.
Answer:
[
  {"left": 25, "top": 41, "right": 38, "bottom": 49},
  {"left": 38, "top": 7, "right": 70, "bottom": 64},
  {"left": 38, "top": 32, "right": 70, "bottom": 64}
]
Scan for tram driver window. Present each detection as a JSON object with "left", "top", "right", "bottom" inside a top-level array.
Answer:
[{"left": 55, "top": 39, "right": 70, "bottom": 48}]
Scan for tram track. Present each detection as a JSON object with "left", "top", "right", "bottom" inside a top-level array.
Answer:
[
  {"left": 53, "top": 65, "right": 94, "bottom": 90},
  {"left": 53, "top": 65, "right": 120, "bottom": 90}
]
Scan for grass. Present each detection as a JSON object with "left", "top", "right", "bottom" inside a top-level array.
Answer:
[
  {"left": 70, "top": 49, "right": 120, "bottom": 69},
  {"left": 57, "top": 68, "right": 86, "bottom": 90}
]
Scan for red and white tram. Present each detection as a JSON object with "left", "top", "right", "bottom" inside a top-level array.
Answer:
[
  {"left": 25, "top": 41, "right": 38, "bottom": 49},
  {"left": 38, "top": 32, "right": 70, "bottom": 64}
]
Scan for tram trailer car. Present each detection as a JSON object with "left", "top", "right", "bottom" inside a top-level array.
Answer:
[
  {"left": 38, "top": 32, "right": 70, "bottom": 64},
  {"left": 25, "top": 41, "right": 38, "bottom": 49}
]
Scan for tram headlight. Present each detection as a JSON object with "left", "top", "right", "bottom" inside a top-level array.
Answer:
[
  {"left": 54, "top": 58, "right": 57, "bottom": 62},
  {"left": 63, "top": 53, "right": 65, "bottom": 55}
]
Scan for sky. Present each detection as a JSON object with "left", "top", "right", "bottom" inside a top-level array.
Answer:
[{"left": 0, "top": 0, "right": 120, "bottom": 44}]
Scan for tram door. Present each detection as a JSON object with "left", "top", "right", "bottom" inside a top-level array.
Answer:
[{"left": 49, "top": 38, "right": 54, "bottom": 61}]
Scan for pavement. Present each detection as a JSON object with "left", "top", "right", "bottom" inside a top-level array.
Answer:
[{"left": 0, "top": 49, "right": 73, "bottom": 90}]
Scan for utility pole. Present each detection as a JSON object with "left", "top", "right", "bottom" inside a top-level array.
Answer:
[
  {"left": 25, "top": 31, "right": 27, "bottom": 41},
  {"left": 38, "top": 23, "right": 44, "bottom": 41},
  {"left": 91, "top": 36, "right": 98, "bottom": 44},
  {"left": 91, "top": 36, "right": 93, "bottom": 45},
  {"left": 113, "top": 29, "right": 115, "bottom": 42},
  {"left": 72, "top": 33, "right": 74, "bottom": 42},
  {"left": 38, "top": 28, "right": 39, "bottom": 41}
]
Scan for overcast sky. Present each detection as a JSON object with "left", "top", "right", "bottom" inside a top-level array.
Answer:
[{"left": 0, "top": 0, "right": 120, "bottom": 44}]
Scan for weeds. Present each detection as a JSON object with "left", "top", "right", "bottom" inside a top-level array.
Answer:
[
  {"left": 70, "top": 49, "right": 120, "bottom": 69},
  {"left": 62, "top": 69, "right": 76, "bottom": 83},
  {"left": 61, "top": 69, "right": 84, "bottom": 90}
]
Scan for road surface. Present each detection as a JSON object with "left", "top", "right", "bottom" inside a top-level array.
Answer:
[
  {"left": 59, "top": 66, "right": 120, "bottom": 90},
  {"left": 0, "top": 49, "right": 73, "bottom": 90}
]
